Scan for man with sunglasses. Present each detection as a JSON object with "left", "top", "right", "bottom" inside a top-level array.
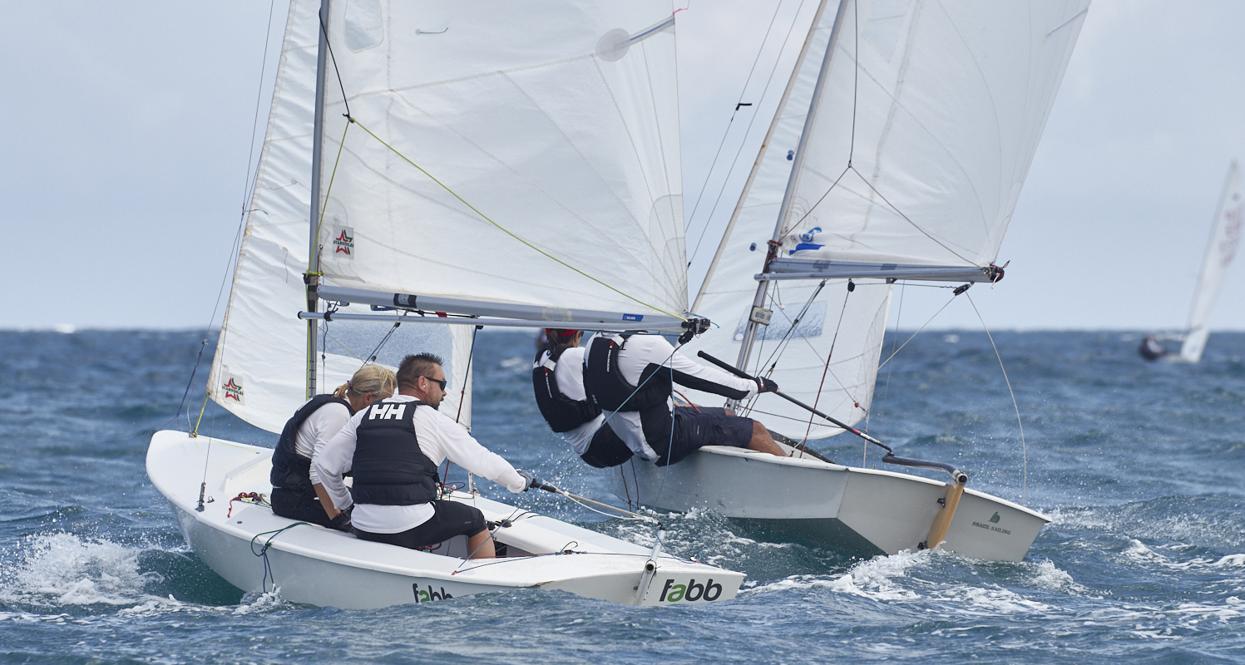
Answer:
[{"left": 313, "top": 353, "right": 536, "bottom": 558}]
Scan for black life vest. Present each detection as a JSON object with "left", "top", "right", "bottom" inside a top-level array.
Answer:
[
  {"left": 270, "top": 394, "right": 353, "bottom": 493},
  {"left": 583, "top": 334, "right": 671, "bottom": 412},
  {"left": 532, "top": 349, "right": 601, "bottom": 433},
  {"left": 351, "top": 400, "right": 440, "bottom": 506}
]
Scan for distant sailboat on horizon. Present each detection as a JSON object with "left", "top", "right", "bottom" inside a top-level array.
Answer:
[{"left": 1140, "top": 161, "right": 1244, "bottom": 363}]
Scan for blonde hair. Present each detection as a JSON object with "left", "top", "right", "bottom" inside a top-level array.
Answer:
[{"left": 333, "top": 365, "right": 396, "bottom": 400}]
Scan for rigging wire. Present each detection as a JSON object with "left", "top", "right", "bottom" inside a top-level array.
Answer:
[
  {"left": 797, "top": 282, "right": 852, "bottom": 447},
  {"left": 317, "top": 8, "right": 351, "bottom": 118},
  {"left": 876, "top": 290, "right": 959, "bottom": 371},
  {"left": 184, "top": 2, "right": 280, "bottom": 510},
  {"left": 868, "top": 281, "right": 907, "bottom": 464},
  {"left": 684, "top": 0, "right": 785, "bottom": 231},
  {"left": 454, "top": 325, "right": 481, "bottom": 425},
  {"left": 687, "top": 0, "right": 811, "bottom": 266},
  {"left": 177, "top": 0, "right": 280, "bottom": 435},
  {"left": 965, "top": 292, "right": 1029, "bottom": 502}
]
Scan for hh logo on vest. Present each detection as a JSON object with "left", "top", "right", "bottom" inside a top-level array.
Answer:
[
  {"left": 369, "top": 403, "right": 407, "bottom": 420},
  {"left": 659, "top": 577, "right": 723, "bottom": 603},
  {"left": 413, "top": 584, "right": 453, "bottom": 603}
]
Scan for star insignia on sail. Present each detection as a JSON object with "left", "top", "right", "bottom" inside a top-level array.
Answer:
[
  {"left": 333, "top": 227, "right": 355, "bottom": 257},
  {"left": 222, "top": 377, "right": 244, "bottom": 402}
]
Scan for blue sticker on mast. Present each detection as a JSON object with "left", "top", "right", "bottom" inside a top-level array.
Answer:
[{"left": 622, "top": 314, "right": 644, "bottom": 322}]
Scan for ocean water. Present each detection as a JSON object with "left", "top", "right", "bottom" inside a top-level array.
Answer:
[{"left": 1, "top": 329, "right": 1243, "bottom": 663}]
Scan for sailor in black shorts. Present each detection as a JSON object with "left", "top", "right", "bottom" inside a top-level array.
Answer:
[
  {"left": 583, "top": 333, "right": 788, "bottom": 465},
  {"left": 314, "top": 353, "right": 536, "bottom": 558}
]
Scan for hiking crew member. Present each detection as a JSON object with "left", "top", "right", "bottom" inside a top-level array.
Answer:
[
  {"left": 314, "top": 353, "right": 535, "bottom": 559},
  {"left": 269, "top": 365, "right": 396, "bottom": 529},
  {"left": 532, "top": 329, "right": 633, "bottom": 468},
  {"left": 583, "top": 333, "right": 787, "bottom": 465}
]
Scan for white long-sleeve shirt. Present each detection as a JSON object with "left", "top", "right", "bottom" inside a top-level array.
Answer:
[
  {"left": 312, "top": 395, "right": 526, "bottom": 534},
  {"left": 291, "top": 400, "right": 352, "bottom": 486},
  {"left": 586, "top": 334, "right": 758, "bottom": 459},
  {"left": 544, "top": 346, "right": 605, "bottom": 455}
]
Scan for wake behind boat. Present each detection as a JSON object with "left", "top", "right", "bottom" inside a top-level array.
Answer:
[{"left": 149, "top": 431, "right": 741, "bottom": 608}]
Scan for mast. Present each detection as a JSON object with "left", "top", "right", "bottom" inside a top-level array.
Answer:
[
  {"left": 305, "top": 0, "right": 331, "bottom": 399},
  {"left": 735, "top": 0, "right": 852, "bottom": 370}
]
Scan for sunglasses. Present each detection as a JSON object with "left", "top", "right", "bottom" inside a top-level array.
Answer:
[{"left": 423, "top": 375, "right": 448, "bottom": 391}]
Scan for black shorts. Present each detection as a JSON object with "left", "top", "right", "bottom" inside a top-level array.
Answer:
[
  {"left": 650, "top": 406, "right": 754, "bottom": 466},
  {"left": 580, "top": 425, "right": 634, "bottom": 468},
  {"left": 270, "top": 487, "right": 338, "bottom": 529},
  {"left": 353, "top": 500, "right": 486, "bottom": 550}
]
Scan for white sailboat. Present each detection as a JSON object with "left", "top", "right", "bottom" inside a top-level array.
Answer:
[
  {"left": 148, "top": 0, "right": 745, "bottom": 608},
  {"left": 616, "top": 0, "right": 1090, "bottom": 562},
  {"left": 1139, "top": 161, "right": 1244, "bottom": 363}
]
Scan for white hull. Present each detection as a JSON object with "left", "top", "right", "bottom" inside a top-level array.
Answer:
[
  {"left": 148, "top": 430, "right": 743, "bottom": 608},
  {"left": 616, "top": 445, "right": 1049, "bottom": 562}
]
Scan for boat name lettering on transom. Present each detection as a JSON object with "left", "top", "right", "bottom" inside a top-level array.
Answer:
[
  {"left": 659, "top": 578, "right": 723, "bottom": 603},
  {"left": 970, "top": 512, "right": 1012, "bottom": 536},
  {"left": 369, "top": 403, "right": 406, "bottom": 420}
]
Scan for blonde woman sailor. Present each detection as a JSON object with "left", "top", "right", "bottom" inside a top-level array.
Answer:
[{"left": 269, "top": 364, "right": 396, "bottom": 529}]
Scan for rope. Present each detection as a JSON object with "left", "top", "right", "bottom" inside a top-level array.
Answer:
[
  {"left": 876, "top": 290, "right": 959, "bottom": 370},
  {"left": 347, "top": 118, "right": 687, "bottom": 323},
  {"left": 250, "top": 523, "right": 309, "bottom": 594},
  {"left": 309, "top": 121, "right": 353, "bottom": 271},
  {"left": 797, "top": 282, "right": 852, "bottom": 447},
  {"left": 455, "top": 326, "right": 480, "bottom": 425},
  {"left": 966, "top": 292, "right": 1029, "bottom": 502},
  {"left": 317, "top": 8, "right": 351, "bottom": 118}
]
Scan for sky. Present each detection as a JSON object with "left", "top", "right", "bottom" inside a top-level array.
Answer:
[{"left": 1, "top": 0, "right": 1243, "bottom": 332}]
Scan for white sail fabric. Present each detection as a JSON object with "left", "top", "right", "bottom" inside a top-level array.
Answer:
[
  {"left": 208, "top": 1, "right": 473, "bottom": 433},
  {"left": 1181, "top": 162, "right": 1244, "bottom": 363},
  {"left": 314, "top": 0, "right": 687, "bottom": 325},
  {"left": 773, "top": 0, "right": 1090, "bottom": 270},
  {"left": 693, "top": 0, "right": 1087, "bottom": 440}
]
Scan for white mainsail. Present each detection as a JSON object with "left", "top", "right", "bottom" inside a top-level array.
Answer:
[
  {"left": 692, "top": 0, "right": 1088, "bottom": 441},
  {"left": 208, "top": 0, "right": 687, "bottom": 433},
  {"left": 1180, "top": 161, "right": 1244, "bottom": 363},
  {"left": 315, "top": 0, "right": 687, "bottom": 327}
]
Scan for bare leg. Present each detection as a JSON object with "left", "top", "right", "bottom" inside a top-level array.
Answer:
[
  {"left": 467, "top": 529, "right": 496, "bottom": 559},
  {"left": 747, "top": 420, "right": 787, "bottom": 457}
]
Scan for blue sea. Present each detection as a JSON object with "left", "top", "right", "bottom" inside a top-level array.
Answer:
[{"left": 1, "top": 329, "right": 1243, "bottom": 663}]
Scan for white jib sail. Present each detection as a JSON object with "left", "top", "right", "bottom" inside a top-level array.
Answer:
[
  {"left": 692, "top": 0, "right": 1089, "bottom": 441},
  {"left": 314, "top": 0, "right": 688, "bottom": 327},
  {"left": 208, "top": 0, "right": 473, "bottom": 434},
  {"left": 1180, "top": 161, "right": 1244, "bottom": 363}
]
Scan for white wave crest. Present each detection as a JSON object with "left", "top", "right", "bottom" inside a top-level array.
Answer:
[
  {"left": 1215, "top": 554, "right": 1245, "bottom": 567},
  {"left": 0, "top": 532, "right": 159, "bottom": 607},
  {"left": 1028, "top": 559, "right": 1087, "bottom": 594},
  {"left": 748, "top": 550, "right": 928, "bottom": 602}
]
